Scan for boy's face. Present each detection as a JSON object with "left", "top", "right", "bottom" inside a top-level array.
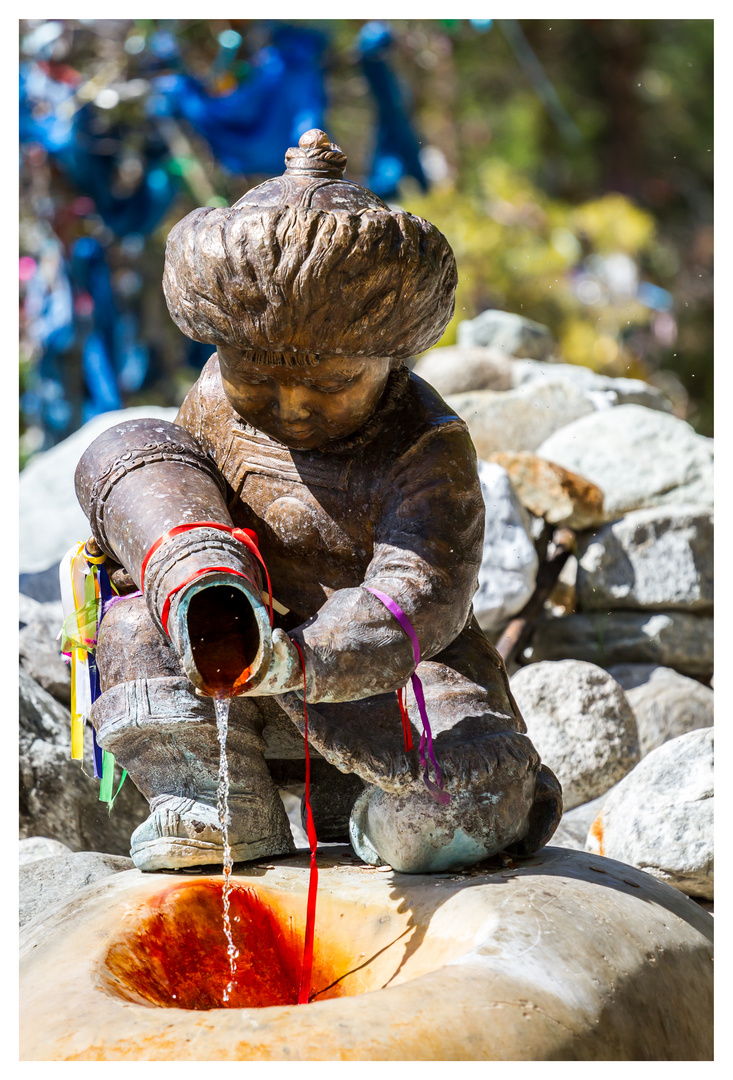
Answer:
[{"left": 217, "top": 348, "right": 395, "bottom": 450}]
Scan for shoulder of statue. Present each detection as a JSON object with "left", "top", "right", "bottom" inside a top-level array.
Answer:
[
  {"left": 376, "top": 371, "right": 478, "bottom": 487},
  {"left": 177, "top": 352, "right": 243, "bottom": 457}
]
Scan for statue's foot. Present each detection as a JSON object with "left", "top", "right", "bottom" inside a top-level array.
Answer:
[
  {"left": 349, "top": 769, "right": 546, "bottom": 874},
  {"left": 130, "top": 795, "right": 294, "bottom": 871}
]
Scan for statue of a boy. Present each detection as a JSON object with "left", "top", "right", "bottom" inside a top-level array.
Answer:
[{"left": 87, "top": 130, "right": 561, "bottom": 873}]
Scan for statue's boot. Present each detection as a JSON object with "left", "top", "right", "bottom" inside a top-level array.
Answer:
[
  {"left": 348, "top": 762, "right": 561, "bottom": 873},
  {"left": 93, "top": 596, "right": 294, "bottom": 872}
]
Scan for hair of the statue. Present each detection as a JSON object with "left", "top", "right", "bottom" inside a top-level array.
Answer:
[
  {"left": 163, "top": 203, "right": 457, "bottom": 359},
  {"left": 230, "top": 350, "right": 322, "bottom": 368}
]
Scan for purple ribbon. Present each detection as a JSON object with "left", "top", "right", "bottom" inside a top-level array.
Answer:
[
  {"left": 365, "top": 587, "right": 450, "bottom": 805},
  {"left": 102, "top": 589, "right": 142, "bottom": 617}
]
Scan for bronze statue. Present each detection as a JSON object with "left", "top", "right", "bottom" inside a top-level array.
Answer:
[{"left": 77, "top": 129, "right": 561, "bottom": 874}]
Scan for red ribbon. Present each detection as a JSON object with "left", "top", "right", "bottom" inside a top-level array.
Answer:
[
  {"left": 139, "top": 521, "right": 274, "bottom": 632},
  {"left": 292, "top": 639, "right": 318, "bottom": 1005},
  {"left": 396, "top": 686, "right": 414, "bottom": 751}
]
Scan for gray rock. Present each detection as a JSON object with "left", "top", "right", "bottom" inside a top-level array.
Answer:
[
  {"left": 447, "top": 380, "right": 595, "bottom": 460},
  {"left": 412, "top": 346, "right": 515, "bottom": 396},
  {"left": 19, "top": 836, "right": 72, "bottom": 865},
  {"left": 18, "top": 598, "right": 70, "bottom": 704},
  {"left": 279, "top": 788, "right": 309, "bottom": 848},
  {"left": 608, "top": 664, "right": 714, "bottom": 756},
  {"left": 586, "top": 728, "right": 714, "bottom": 899},
  {"left": 19, "top": 594, "right": 45, "bottom": 626},
  {"left": 550, "top": 789, "right": 618, "bottom": 849},
  {"left": 457, "top": 309, "right": 556, "bottom": 360},
  {"left": 510, "top": 660, "right": 639, "bottom": 810},
  {"left": 536, "top": 405, "right": 713, "bottom": 520},
  {"left": 529, "top": 610, "right": 714, "bottom": 679},
  {"left": 19, "top": 406, "right": 178, "bottom": 576},
  {"left": 512, "top": 359, "right": 673, "bottom": 413},
  {"left": 577, "top": 506, "right": 713, "bottom": 613},
  {"left": 473, "top": 461, "right": 538, "bottom": 633},
  {"left": 19, "top": 666, "right": 149, "bottom": 857},
  {"left": 488, "top": 451, "right": 605, "bottom": 532},
  {"left": 20, "top": 563, "right": 63, "bottom": 603},
  {"left": 20, "top": 849, "right": 134, "bottom": 927}
]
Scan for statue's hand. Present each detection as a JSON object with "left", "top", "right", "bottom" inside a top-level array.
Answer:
[{"left": 238, "top": 628, "right": 305, "bottom": 696}]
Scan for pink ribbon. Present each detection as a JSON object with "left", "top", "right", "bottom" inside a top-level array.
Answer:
[{"left": 365, "top": 587, "right": 450, "bottom": 805}]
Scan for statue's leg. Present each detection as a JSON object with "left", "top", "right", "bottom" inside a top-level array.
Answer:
[
  {"left": 277, "top": 618, "right": 561, "bottom": 873},
  {"left": 263, "top": 746, "right": 366, "bottom": 845},
  {"left": 93, "top": 595, "right": 294, "bottom": 871}
]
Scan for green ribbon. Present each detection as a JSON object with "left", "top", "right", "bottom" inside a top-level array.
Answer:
[{"left": 60, "top": 597, "right": 99, "bottom": 654}]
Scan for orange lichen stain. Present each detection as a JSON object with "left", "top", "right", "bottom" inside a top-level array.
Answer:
[
  {"left": 589, "top": 814, "right": 605, "bottom": 856},
  {"left": 101, "top": 880, "right": 345, "bottom": 1010}
]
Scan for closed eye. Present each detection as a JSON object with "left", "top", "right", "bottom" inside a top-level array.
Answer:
[
  {"left": 306, "top": 380, "right": 353, "bottom": 393},
  {"left": 237, "top": 373, "right": 271, "bottom": 386}
]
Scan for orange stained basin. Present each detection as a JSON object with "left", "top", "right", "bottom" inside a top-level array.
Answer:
[{"left": 19, "top": 846, "right": 714, "bottom": 1061}]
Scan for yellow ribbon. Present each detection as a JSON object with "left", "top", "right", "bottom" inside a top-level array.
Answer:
[{"left": 69, "top": 544, "right": 92, "bottom": 760}]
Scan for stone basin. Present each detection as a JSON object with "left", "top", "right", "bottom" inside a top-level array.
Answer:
[{"left": 19, "top": 845, "right": 713, "bottom": 1060}]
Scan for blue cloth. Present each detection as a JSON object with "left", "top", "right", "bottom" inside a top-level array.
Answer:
[
  {"left": 149, "top": 25, "right": 327, "bottom": 176},
  {"left": 357, "top": 22, "right": 428, "bottom": 200},
  {"left": 20, "top": 63, "right": 179, "bottom": 237}
]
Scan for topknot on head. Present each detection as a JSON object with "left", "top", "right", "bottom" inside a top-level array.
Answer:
[{"left": 284, "top": 129, "right": 348, "bottom": 179}]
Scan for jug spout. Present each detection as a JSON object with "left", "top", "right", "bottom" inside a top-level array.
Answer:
[{"left": 168, "top": 570, "right": 272, "bottom": 697}]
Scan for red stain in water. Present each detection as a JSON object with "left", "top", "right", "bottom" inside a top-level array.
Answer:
[{"left": 103, "top": 881, "right": 337, "bottom": 1010}]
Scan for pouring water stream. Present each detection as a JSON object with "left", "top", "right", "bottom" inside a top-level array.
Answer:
[{"left": 214, "top": 695, "right": 238, "bottom": 1002}]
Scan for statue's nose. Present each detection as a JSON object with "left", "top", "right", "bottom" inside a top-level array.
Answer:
[{"left": 276, "top": 386, "right": 311, "bottom": 422}]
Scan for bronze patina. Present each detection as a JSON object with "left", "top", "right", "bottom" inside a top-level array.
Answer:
[{"left": 77, "top": 129, "right": 562, "bottom": 873}]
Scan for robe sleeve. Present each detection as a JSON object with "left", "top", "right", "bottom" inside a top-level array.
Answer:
[{"left": 292, "top": 421, "right": 485, "bottom": 702}]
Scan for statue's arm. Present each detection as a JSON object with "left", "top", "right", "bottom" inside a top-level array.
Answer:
[{"left": 292, "top": 424, "right": 485, "bottom": 703}]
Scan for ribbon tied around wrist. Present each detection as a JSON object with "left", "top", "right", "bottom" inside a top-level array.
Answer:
[{"left": 365, "top": 587, "right": 450, "bottom": 805}]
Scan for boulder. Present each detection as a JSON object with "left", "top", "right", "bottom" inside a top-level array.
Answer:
[
  {"left": 489, "top": 451, "right": 605, "bottom": 530},
  {"left": 19, "top": 594, "right": 45, "bottom": 625},
  {"left": 529, "top": 610, "right": 714, "bottom": 679},
  {"left": 577, "top": 506, "right": 713, "bottom": 613},
  {"left": 20, "top": 849, "right": 134, "bottom": 928},
  {"left": 536, "top": 405, "right": 713, "bottom": 520},
  {"left": 607, "top": 664, "right": 714, "bottom": 757},
  {"left": 19, "top": 666, "right": 149, "bottom": 856},
  {"left": 19, "top": 406, "right": 178, "bottom": 577},
  {"left": 473, "top": 461, "right": 538, "bottom": 633},
  {"left": 549, "top": 789, "right": 616, "bottom": 850},
  {"left": 413, "top": 346, "right": 514, "bottom": 396},
  {"left": 20, "top": 847, "right": 713, "bottom": 1060},
  {"left": 512, "top": 359, "right": 672, "bottom": 413},
  {"left": 587, "top": 728, "right": 714, "bottom": 900},
  {"left": 447, "top": 381, "right": 595, "bottom": 460},
  {"left": 457, "top": 309, "right": 556, "bottom": 360},
  {"left": 510, "top": 660, "right": 639, "bottom": 810},
  {"left": 19, "top": 836, "right": 72, "bottom": 865},
  {"left": 19, "top": 597, "right": 70, "bottom": 705},
  {"left": 279, "top": 788, "right": 309, "bottom": 848}
]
